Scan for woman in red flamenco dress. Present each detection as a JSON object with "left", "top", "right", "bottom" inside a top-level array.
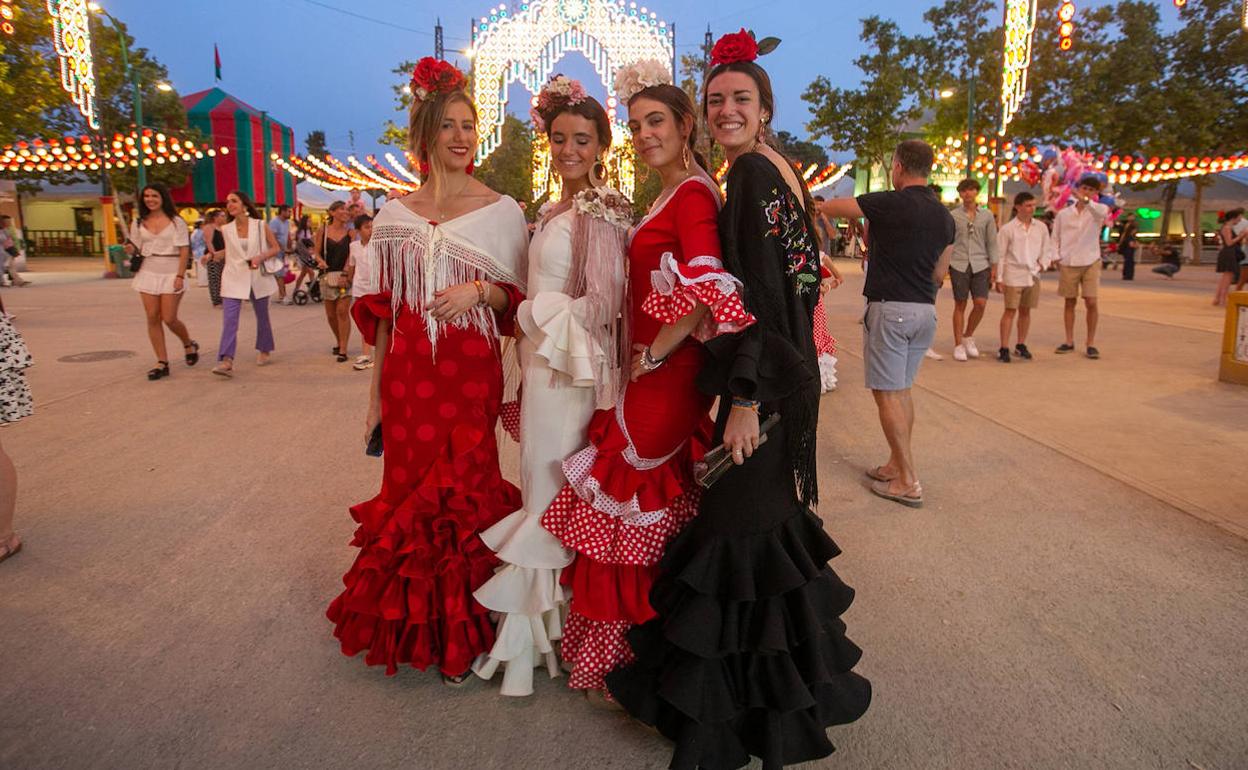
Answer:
[
  {"left": 326, "top": 58, "right": 528, "bottom": 684},
  {"left": 540, "top": 76, "right": 754, "bottom": 697}
]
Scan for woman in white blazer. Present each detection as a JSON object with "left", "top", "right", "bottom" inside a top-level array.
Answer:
[{"left": 212, "top": 190, "right": 281, "bottom": 378}]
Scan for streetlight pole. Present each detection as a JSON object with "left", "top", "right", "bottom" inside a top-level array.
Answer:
[{"left": 89, "top": 4, "right": 146, "bottom": 192}]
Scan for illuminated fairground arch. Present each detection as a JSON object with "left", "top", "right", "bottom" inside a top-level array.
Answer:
[{"left": 468, "top": 0, "right": 675, "bottom": 199}]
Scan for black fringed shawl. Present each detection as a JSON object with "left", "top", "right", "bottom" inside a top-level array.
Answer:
[{"left": 697, "top": 152, "right": 822, "bottom": 506}]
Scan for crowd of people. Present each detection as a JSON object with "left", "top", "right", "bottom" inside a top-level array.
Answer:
[{"left": 1, "top": 28, "right": 1246, "bottom": 770}]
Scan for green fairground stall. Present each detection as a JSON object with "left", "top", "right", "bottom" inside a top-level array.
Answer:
[{"left": 172, "top": 88, "right": 297, "bottom": 210}]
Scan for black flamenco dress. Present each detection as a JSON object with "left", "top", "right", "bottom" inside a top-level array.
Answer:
[{"left": 606, "top": 153, "right": 871, "bottom": 770}]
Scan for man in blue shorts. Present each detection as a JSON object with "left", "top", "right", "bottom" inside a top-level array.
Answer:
[{"left": 819, "top": 140, "right": 955, "bottom": 508}]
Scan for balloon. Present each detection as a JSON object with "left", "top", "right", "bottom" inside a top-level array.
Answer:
[{"left": 1019, "top": 159, "right": 1041, "bottom": 186}]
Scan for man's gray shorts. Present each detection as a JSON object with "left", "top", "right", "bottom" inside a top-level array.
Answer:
[
  {"left": 950, "top": 266, "right": 991, "bottom": 302},
  {"left": 863, "top": 301, "right": 937, "bottom": 391}
]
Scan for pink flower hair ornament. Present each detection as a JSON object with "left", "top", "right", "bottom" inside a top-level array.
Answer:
[{"left": 529, "top": 75, "right": 590, "bottom": 133}]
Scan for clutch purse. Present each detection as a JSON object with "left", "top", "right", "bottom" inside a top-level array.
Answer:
[{"left": 694, "top": 413, "right": 780, "bottom": 489}]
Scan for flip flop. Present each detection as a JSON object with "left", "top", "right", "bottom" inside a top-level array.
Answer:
[
  {"left": 211, "top": 365, "right": 233, "bottom": 378},
  {"left": 870, "top": 479, "right": 923, "bottom": 508},
  {"left": 866, "top": 466, "right": 897, "bottom": 482}
]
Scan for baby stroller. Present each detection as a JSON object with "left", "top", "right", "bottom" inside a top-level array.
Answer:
[{"left": 291, "top": 245, "right": 322, "bottom": 305}]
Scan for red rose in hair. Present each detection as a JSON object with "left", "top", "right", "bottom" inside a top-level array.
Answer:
[
  {"left": 411, "top": 57, "right": 465, "bottom": 95},
  {"left": 711, "top": 29, "right": 758, "bottom": 66}
]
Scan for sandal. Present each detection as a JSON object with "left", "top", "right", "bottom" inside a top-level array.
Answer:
[
  {"left": 866, "top": 465, "right": 897, "bottom": 482},
  {"left": 184, "top": 341, "right": 200, "bottom": 367},
  {"left": 870, "top": 479, "right": 923, "bottom": 508},
  {"left": 336, "top": 353, "right": 349, "bottom": 363},
  {"left": 441, "top": 670, "right": 474, "bottom": 688},
  {"left": 147, "top": 361, "right": 170, "bottom": 381},
  {"left": 211, "top": 363, "right": 234, "bottom": 378},
  {"left": 0, "top": 533, "right": 21, "bottom": 565},
  {"left": 256, "top": 353, "right": 272, "bottom": 366}
]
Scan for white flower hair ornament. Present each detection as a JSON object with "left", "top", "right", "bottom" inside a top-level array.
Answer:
[
  {"left": 529, "top": 75, "right": 589, "bottom": 133},
  {"left": 612, "top": 59, "right": 673, "bottom": 105}
]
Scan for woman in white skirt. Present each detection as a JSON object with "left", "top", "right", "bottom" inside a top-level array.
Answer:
[
  {"left": 126, "top": 183, "right": 199, "bottom": 380},
  {"left": 211, "top": 190, "right": 281, "bottom": 378}
]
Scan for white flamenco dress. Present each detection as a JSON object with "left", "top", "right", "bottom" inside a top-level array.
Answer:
[{"left": 472, "top": 193, "right": 628, "bottom": 695}]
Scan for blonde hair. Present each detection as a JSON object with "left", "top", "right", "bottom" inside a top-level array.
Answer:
[{"left": 408, "top": 90, "right": 477, "bottom": 205}]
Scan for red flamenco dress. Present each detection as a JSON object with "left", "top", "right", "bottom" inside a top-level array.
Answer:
[
  {"left": 540, "top": 177, "right": 754, "bottom": 692},
  {"left": 327, "top": 198, "right": 527, "bottom": 677}
]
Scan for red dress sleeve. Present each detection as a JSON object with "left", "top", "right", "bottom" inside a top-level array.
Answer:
[
  {"left": 640, "top": 181, "right": 756, "bottom": 341},
  {"left": 351, "top": 291, "right": 393, "bottom": 346},
  {"left": 493, "top": 281, "right": 524, "bottom": 338}
]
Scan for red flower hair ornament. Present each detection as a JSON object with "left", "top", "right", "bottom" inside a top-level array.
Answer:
[
  {"left": 710, "top": 29, "right": 781, "bottom": 67},
  {"left": 410, "top": 57, "right": 467, "bottom": 104}
]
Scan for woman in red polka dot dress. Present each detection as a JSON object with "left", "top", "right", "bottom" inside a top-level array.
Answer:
[
  {"left": 326, "top": 58, "right": 528, "bottom": 685},
  {"left": 539, "top": 70, "right": 754, "bottom": 699}
]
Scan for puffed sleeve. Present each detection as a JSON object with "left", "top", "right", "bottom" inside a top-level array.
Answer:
[
  {"left": 173, "top": 218, "right": 190, "bottom": 247},
  {"left": 639, "top": 181, "right": 755, "bottom": 341},
  {"left": 351, "top": 292, "right": 393, "bottom": 346},
  {"left": 699, "top": 155, "right": 818, "bottom": 403}
]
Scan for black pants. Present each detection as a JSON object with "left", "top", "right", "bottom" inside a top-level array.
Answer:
[
  {"left": 206, "top": 260, "right": 223, "bottom": 306},
  {"left": 1120, "top": 247, "right": 1135, "bottom": 280}
]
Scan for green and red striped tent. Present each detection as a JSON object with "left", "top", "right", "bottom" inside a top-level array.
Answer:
[{"left": 172, "top": 88, "right": 297, "bottom": 207}]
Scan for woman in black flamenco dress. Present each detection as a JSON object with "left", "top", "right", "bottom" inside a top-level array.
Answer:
[{"left": 606, "top": 40, "right": 871, "bottom": 770}]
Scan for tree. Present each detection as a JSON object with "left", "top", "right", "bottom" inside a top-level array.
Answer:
[
  {"left": 804, "top": 16, "right": 931, "bottom": 172},
  {"left": 305, "top": 130, "right": 327, "bottom": 157},
  {"left": 474, "top": 115, "right": 533, "bottom": 208},
  {"left": 915, "top": 0, "right": 1002, "bottom": 144},
  {"left": 379, "top": 59, "right": 418, "bottom": 148},
  {"left": 0, "top": 0, "right": 82, "bottom": 145},
  {"left": 774, "top": 131, "right": 829, "bottom": 169}
]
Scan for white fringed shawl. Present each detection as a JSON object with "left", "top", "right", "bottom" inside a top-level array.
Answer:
[{"left": 368, "top": 196, "right": 528, "bottom": 357}]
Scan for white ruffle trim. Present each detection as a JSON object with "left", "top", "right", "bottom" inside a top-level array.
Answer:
[
  {"left": 818, "top": 353, "right": 838, "bottom": 393},
  {"left": 516, "top": 292, "right": 603, "bottom": 387},
  {"left": 562, "top": 443, "right": 669, "bottom": 527}
]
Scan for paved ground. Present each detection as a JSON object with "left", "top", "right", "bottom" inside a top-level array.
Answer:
[{"left": 1, "top": 267, "right": 1246, "bottom": 770}]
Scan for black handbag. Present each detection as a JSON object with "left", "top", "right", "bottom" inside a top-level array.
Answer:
[{"left": 694, "top": 413, "right": 781, "bottom": 488}]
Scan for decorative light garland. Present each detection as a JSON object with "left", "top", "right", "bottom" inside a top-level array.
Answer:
[
  {"left": 934, "top": 134, "right": 1248, "bottom": 185},
  {"left": 0, "top": 129, "right": 228, "bottom": 174},
  {"left": 1000, "top": 0, "right": 1038, "bottom": 134},
  {"left": 469, "top": 0, "right": 672, "bottom": 199},
  {"left": 273, "top": 152, "right": 421, "bottom": 194},
  {"left": 48, "top": 0, "right": 99, "bottom": 130},
  {"left": 1, "top": 0, "right": 17, "bottom": 37},
  {"left": 1057, "top": 0, "right": 1076, "bottom": 51},
  {"left": 1242, "top": 0, "right": 1247, "bottom": 29}
]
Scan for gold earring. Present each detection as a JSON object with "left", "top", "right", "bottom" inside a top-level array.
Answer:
[
  {"left": 682, "top": 145, "right": 691, "bottom": 171},
  {"left": 591, "top": 157, "right": 607, "bottom": 187}
]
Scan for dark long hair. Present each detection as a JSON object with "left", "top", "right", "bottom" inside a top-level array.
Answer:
[
  {"left": 702, "top": 61, "right": 814, "bottom": 213},
  {"left": 540, "top": 95, "right": 613, "bottom": 154},
  {"left": 628, "top": 84, "right": 710, "bottom": 173},
  {"left": 226, "top": 189, "right": 260, "bottom": 221},
  {"left": 140, "top": 183, "right": 178, "bottom": 221}
]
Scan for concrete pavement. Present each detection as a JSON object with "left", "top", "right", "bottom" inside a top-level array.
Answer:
[{"left": 0, "top": 272, "right": 1245, "bottom": 769}]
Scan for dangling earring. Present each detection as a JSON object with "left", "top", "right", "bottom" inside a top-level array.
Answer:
[
  {"left": 467, "top": 159, "right": 476, "bottom": 175},
  {"left": 682, "top": 144, "right": 691, "bottom": 171},
  {"left": 590, "top": 156, "right": 607, "bottom": 188}
]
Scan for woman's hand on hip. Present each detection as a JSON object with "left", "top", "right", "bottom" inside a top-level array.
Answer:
[{"left": 723, "top": 405, "right": 760, "bottom": 465}]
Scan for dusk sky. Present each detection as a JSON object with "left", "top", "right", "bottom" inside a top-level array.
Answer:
[{"left": 96, "top": 0, "right": 1134, "bottom": 164}]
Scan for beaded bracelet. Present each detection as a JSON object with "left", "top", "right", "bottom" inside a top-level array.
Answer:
[
  {"left": 731, "top": 397, "right": 760, "bottom": 412},
  {"left": 474, "top": 279, "right": 487, "bottom": 307},
  {"left": 640, "top": 345, "right": 669, "bottom": 371}
]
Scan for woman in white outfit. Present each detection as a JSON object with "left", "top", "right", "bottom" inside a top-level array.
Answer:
[
  {"left": 126, "top": 183, "right": 199, "bottom": 380},
  {"left": 472, "top": 77, "right": 630, "bottom": 696},
  {"left": 212, "top": 190, "right": 281, "bottom": 378}
]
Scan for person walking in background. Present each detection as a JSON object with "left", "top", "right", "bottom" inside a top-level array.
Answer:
[
  {"left": 313, "top": 201, "right": 353, "bottom": 362},
  {"left": 125, "top": 183, "right": 199, "bottom": 381},
  {"left": 203, "top": 209, "right": 226, "bottom": 307},
  {"left": 267, "top": 205, "right": 293, "bottom": 304},
  {"left": 1235, "top": 210, "right": 1248, "bottom": 292},
  {"left": 0, "top": 215, "right": 29, "bottom": 288},
  {"left": 1213, "top": 209, "right": 1245, "bottom": 305},
  {"left": 345, "top": 213, "right": 375, "bottom": 370},
  {"left": 288, "top": 214, "right": 316, "bottom": 304},
  {"left": 1117, "top": 212, "right": 1139, "bottom": 281},
  {"left": 190, "top": 218, "right": 209, "bottom": 289},
  {"left": 1052, "top": 176, "right": 1109, "bottom": 358},
  {"left": 821, "top": 139, "right": 954, "bottom": 508},
  {"left": 948, "top": 178, "right": 999, "bottom": 362},
  {"left": 0, "top": 310, "right": 33, "bottom": 565},
  {"left": 211, "top": 191, "right": 280, "bottom": 378},
  {"left": 995, "top": 192, "right": 1053, "bottom": 363}
]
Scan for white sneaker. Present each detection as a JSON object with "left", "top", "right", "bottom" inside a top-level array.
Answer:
[
  {"left": 964, "top": 338, "right": 980, "bottom": 358},
  {"left": 924, "top": 348, "right": 943, "bottom": 360},
  {"left": 353, "top": 356, "right": 374, "bottom": 370},
  {"left": 953, "top": 344, "right": 968, "bottom": 362}
]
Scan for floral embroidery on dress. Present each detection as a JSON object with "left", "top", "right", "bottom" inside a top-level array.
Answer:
[{"left": 759, "top": 186, "right": 820, "bottom": 295}]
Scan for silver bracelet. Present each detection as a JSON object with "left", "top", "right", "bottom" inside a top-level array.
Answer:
[{"left": 640, "top": 345, "right": 668, "bottom": 371}]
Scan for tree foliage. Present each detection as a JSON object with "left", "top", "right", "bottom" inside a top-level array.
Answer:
[
  {"left": 774, "top": 131, "right": 829, "bottom": 168},
  {"left": 474, "top": 115, "right": 533, "bottom": 208},
  {"left": 305, "top": 130, "right": 327, "bottom": 157},
  {"left": 803, "top": 16, "right": 931, "bottom": 170}
]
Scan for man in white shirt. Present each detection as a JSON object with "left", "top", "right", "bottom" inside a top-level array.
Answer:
[
  {"left": 995, "top": 192, "right": 1053, "bottom": 362},
  {"left": 1052, "top": 177, "right": 1109, "bottom": 359}
]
